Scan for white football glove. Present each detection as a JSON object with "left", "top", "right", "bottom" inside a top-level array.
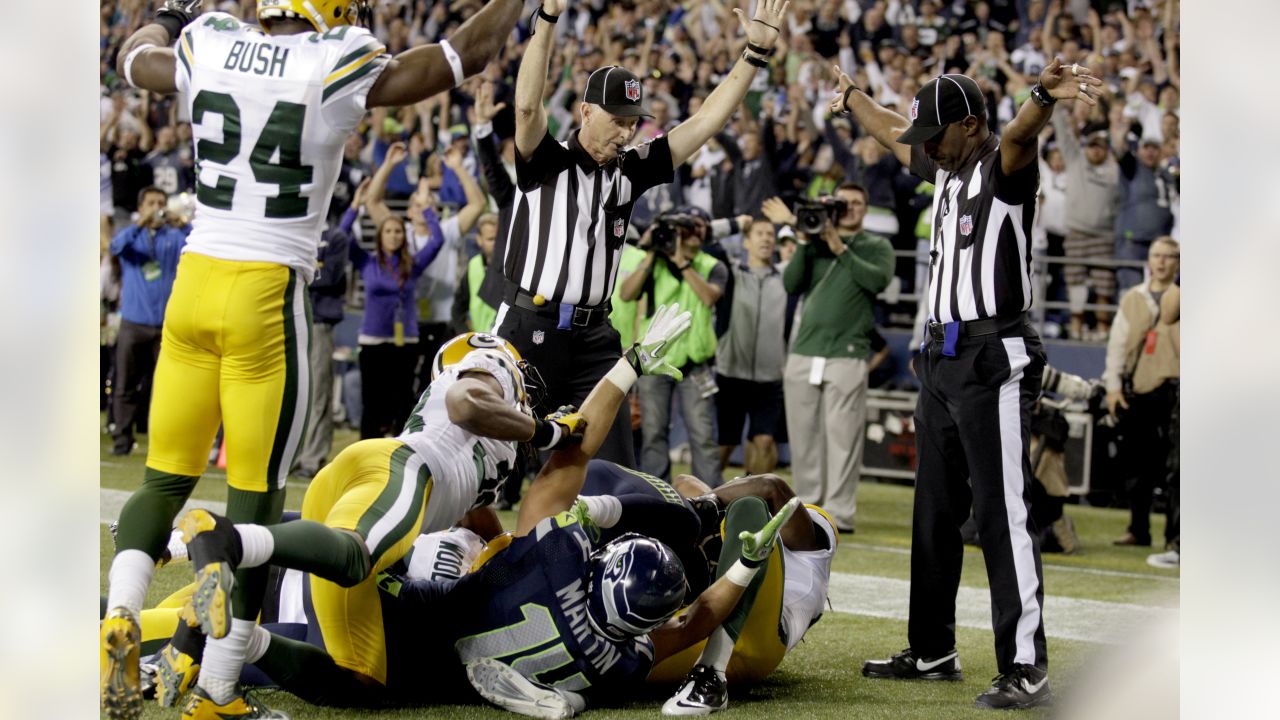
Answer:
[{"left": 624, "top": 303, "right": 693, "bottom": 380}]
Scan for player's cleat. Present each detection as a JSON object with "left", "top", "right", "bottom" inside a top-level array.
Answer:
[
  {"left": 154, "top": 641, "right": 201, "bottom": 707},
  {"left": 101, "top": 606, "right": 143, "bottom": 720},
  {"left": 662, "top": 664, "right": 728, "bottom": 716},
  {"left": 974, "top": 664, "right": 1051, "bottom": 710},
  {"left": 466, "top": 657, "right": 585, "bottom": 719},
  {"left": 862, "top": 648, "right": 963, "bottom": 681},
  {"left": 180, "top": 685, "right": 290, "bottom": 719},
  {"left": 179, "top": 509, "right": 243, "bottom": 639}
]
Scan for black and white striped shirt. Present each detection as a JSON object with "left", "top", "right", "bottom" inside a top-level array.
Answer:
[
  {"left": 912, "top": 136, "right": 1038, "bottom": 324},
  {"left": 501, "top": 131, "right": 675, "bottom": 307}
]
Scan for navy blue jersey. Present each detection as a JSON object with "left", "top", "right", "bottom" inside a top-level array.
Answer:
[{"left": 435, "top": 512, "right": 655, "bottom": 697}]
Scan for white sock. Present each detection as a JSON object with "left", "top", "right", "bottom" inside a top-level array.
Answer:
[
  {"left": 106, "top": 550, "right": 155, "bottom": 615},
  {"left": 236, "top": 524, "right": 275, "bottom": 568},
  {"left": 579, "top": 495, "right": 623, "bottom": 528},
  {"left": 166, "top": 529, "right": 188, "bottom": 562},
  {"left": 244, "top": 625, "right": 272, "bottom": 664},
  {"left": 696, "top": 627, "right": 734, "bottom": 675},
  {"left": 199, "top": 619, "right": 252, "bottom": 703}
]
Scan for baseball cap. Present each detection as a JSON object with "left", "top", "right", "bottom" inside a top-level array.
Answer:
[
  {"left": 896, "top": 74, "right": 986, "bottom": 145},
  {"left": 584, "top": 66, "right": 653, "bottom": 118},
  {"left": 1085, "top": 130, "right": 1110, "bottom": 146}
]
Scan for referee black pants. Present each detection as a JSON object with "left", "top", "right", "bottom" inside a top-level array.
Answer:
[
  {"left": 909, "top": 324, "right": 1048, "bottom": 673},
  {"left": 495, "top": 305, "right": 635, "bottom": 467}
]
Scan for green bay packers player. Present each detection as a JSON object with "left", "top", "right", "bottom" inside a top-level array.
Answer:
[{"left": 102, "top": 1, "right": 528, "bottom": 718}]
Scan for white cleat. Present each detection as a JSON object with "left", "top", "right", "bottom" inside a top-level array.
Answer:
[{"left": 466, "top": 657, "right": 585, "bottom": 719}]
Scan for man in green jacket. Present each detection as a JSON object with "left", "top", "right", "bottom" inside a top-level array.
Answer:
[{"left": 774, "top": 183, "right": 894, "bottom": 532}]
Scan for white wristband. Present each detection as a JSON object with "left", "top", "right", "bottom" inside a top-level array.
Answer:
[
  {"left": 123, "top": 43, "right": 156, "bottom": 88},
  {"left": 724, "top": 559, "right": 759, "bottom": 587},
  {"left": 604, "top": 357, "right": 639, "bottom": 394},
  {"left": 440, "top": 39, "right": 466, "bottom": 88}
]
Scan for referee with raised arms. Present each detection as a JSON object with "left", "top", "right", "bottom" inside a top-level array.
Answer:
[
  {"left": 832, "top": 59, "right": 1103, "bottom": 709},
  {"left": 494, "top": 0, "right": 791, "bottom": 465}
]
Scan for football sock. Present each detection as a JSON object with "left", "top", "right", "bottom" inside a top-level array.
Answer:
[
  {"left": 114, "top": 469, "right": 199, "bottom": 557},
  {"left": 697, "top": 627, "right": 734, "bottom": 676},
  {"left": 715, "top": 496, "right": 771, "bottom": 641},
  {"left": 199, "top": 619, "right": 252, "bottom": 704},
  {"left": 244, "top": 625, "right": 271, "bottom": 664},
  {"left": 579, "top": 495, "right": 623, "bottom": 528},
  {"left": 106, "top": 550, "right": 155, "bottom": 615},
  {"left": 165, "top": 529, "right": 188, "bottom": 562},
  {"left": 267, "top": 520, "right": 372, "bottom": 587},
  {"left": 235, "top": 524, "right": 275, "bottom": 568},
  {"left": 226, "top": 488, "right": 285, "bottom": 619}
]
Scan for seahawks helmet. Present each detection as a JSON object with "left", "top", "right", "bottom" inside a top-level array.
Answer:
[
  {"left": 432, "top": 332, "right": 545, "bottom": 410},
  {"left": 257, "top": 0, "right": 373, "bottom": 32},
  {"left": 586, "top": 533, "right": 687, "bottom": 641}
]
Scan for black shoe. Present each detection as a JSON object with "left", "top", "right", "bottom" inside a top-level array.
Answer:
[
  {"left": 862, "top": 648, "right": 962, "bottom": 681},
  {"left": 974, "top": 664, "right": 1051, "bottom": 710},
  {"left": 111, "top": 439, "right": 134, "bottom": 456},
  {"left": 662, "top": 664, "right": 728, "bottom": 715}
]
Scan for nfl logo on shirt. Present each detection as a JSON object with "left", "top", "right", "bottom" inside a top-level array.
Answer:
[
  {"left": 624, "top": 79, "right": 641, "bottom": 102},
  {"left": 532, "top": 330, "right": 545, "bottom": 345},
  {"left": 910, "top": 97, "right": 919, "bottom": 121},
  {"left": 613, "top": 218, "right": 625, "bottom": 238},
  {"left": 959, "top": 214, "right": 974, "bottom": 236}
]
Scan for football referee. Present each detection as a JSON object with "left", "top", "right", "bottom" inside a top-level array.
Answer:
[
  {"left": 495, "top": 0, "right": 792, "bottom": 465},
  {"left": 832, "top": 59, "right": 1102, "bottom": 709}
]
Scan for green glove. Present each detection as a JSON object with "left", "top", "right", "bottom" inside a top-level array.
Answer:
[
  {"left": 739, "top": 497, "right": 801, "bottom": 566},
  {"left": 569, "top": 498, "right": 602, "bottom": 544},
  {"left": 624, "top": 302, "right": 693, "bottom": 380}
]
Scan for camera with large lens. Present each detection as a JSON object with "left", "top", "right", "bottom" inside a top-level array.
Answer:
[
  {"left": 794, "top": 196, "right": 848, "bottom": 235},
  {"left": 648, "top": 213, "right": 699, "bottom": 255}
]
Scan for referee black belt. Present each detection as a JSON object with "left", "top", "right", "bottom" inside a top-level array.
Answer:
[
  {"left": 926, "top": 312, "right": 1029, "bottom": 344},
  {"left": 506, "top": 286, "right": 612, "bottom": 328}
]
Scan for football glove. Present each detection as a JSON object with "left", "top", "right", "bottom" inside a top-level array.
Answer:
[
  {"left": 568, "top": 498, "right": 603, "bottom": 544},
  {"left": 624, "top": 303, "right": 693, "bottom": 380},
  {"left": 155, "top": 0, "right": 204, "bottom": 37},
  {"left": 739, "top": 497, "right": 801, "bottom": 566},
  {"left": 531, "top": 405, "right": 587, "bottom": 451}
]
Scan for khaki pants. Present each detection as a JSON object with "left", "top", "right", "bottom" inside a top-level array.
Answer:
[{"left": 782, "top": 354, "right": 868, "bottom": 529}]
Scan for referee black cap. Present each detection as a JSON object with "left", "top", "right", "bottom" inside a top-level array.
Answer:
[
  {"left": 584, "top": 66, "right": 653, "bottom": 118},
  {"left": 897, "top": 74, "right": 985, "bottom": 145}
]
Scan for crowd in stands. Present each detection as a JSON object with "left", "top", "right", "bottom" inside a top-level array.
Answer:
[{"left": 99, "top": 0, "right": 1179, "bottom": 551}]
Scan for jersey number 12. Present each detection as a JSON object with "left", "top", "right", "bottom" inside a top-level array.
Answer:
[{"left": 192, "top": 90, "right": 314, "bottom": 219}]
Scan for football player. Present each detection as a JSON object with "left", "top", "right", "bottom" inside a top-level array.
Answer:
[
  {"left": 103, "top": 0, "right": 528, "bottom": 718},
  {"left": 167, "top": 332, "right": 583, "bottom": 714}
]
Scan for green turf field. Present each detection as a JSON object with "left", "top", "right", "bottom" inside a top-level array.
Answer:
[{"left": 100, "top": 429, "right": 1177, "bottom": 719}]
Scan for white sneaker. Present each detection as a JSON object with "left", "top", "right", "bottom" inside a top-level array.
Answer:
[
  {"left": 1147, "top": 550, "right": 1179, "bottom": 569},
  {"left": 466, "top": 658, "right": 584, "bottom": 719}
]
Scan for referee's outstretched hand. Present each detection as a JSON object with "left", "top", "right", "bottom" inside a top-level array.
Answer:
[
  {"left": 1040, "top": 57, "right": 1105, "bottom": 106},
  {"left": 733, "top": 0, "right": 790, "bottom": 49}
]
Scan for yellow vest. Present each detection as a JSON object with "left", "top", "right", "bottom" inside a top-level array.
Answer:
[{"left": 467, "top": 254, "right": 497, "bottom": 333}]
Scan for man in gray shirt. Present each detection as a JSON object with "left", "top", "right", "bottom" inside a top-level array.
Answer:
[
  {"left": 1052, "top": 106, "right": 1119, "bottom": 340},
  {"left": 714, "top": 219, "right": 788, "bottom": 474}
]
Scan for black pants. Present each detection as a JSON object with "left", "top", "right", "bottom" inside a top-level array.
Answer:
[
  {"left": 358, "top": 343, "right": 419, "bottom": 439},
  {"left": 113, "top": 319, "right": 162, "bottom": 448},
  {"left": 1120, "top": 382, "right": 1178, "bottom": 545},
  {"left": 910, "top": 324, "right": 1048, "bottom": 673},
  {"left": 495, "top": 305, "right": 635, "bottom": 467}
]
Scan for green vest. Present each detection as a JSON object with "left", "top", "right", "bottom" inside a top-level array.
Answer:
[
  {"left": 467, "top": 254, "right": 497, "bottom": 333},
  {"left": 638, "top": 251, "right": 719, "bottom": 369},
  {"left": 610, "top": 245, "right": 648, "bottom": 348}
]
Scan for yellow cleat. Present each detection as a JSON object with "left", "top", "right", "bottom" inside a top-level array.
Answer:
[
  {"left": 100, "top": 606, "right": 142, "bottom": 720},
  {"left": 178, "top": 509, "right": 238, "bottom": 639},
  {"left": 181, "top": 686, "right": 290, "bottom": 720},
  {"left": 154, "top": 642, "right": 201, "bottom": 708}
]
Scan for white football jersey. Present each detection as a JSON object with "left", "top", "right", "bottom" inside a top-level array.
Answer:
[
  {"left": 173, "top": 13, "right": 388, "bottom": 281},
  {"left": 398, "top": 352, "right": 522, "bottom": 534}
]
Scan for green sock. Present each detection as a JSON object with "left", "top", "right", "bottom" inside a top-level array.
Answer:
[
  {"left": 115, "top": 469, "right": 200, "bottom": 558},
  {"left": 716, "top": 496, "right": 772, "bottom": 642},
  {"left": 226, "top": 487, "right": 285, "bottom": 619},
  {"left": 267, "top": 520, "right": 371, "bottom": 587}
]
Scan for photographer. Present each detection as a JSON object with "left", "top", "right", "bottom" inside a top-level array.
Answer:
[
  {"left": 107, "top": 186, "right": 189, "bottom": 456},
  {"left": 620, "top": 211, "right": 729, "bottom": 485},
  {"left": 764, "top": 183, "right": 894, "bottom": 532}
]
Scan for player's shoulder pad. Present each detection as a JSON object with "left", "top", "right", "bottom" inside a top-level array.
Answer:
[
  {"left": 187, "top": 12, "right": 260, "bottom": 39},
  {"left": 319, "top": 23, "right": 387, "bottom": 84},
  {"left": 451, "top": 352, "right": 519, "bottom": 405}
]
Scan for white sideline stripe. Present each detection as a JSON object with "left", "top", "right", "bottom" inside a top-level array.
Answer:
[
  {"left": 825, "top": 573, "right": 1177, "bottom": 645},
  {"left": 844, "top": 542, "right": 1180, "bottom": 582},
  {"left": 100, "top": 490, "right": 1175, "bottom": 644}
]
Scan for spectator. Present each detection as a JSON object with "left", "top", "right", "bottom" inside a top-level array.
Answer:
[
  {"left": 351, "top": 144, "right": 448, "bottom": 439},
  {"left": 771, "top": 183, "right": 894, "bottom": 532},
  {"left": 143, "top": 125, "right": 193, "bottom": 196},
  {"left": 715, "top": 110, "right": 783, "bottom": 218},
  {"left": 620, "top": 212, "right": 729, "bottom": 485},
  {"left": 1052, "top": 105, "right": 1119, "bottom": 340},
  {"left": 1103, "top": 237, "right": 1179, "bottom": 549},
  {"left": 715, "top": 219, "right": 788, "bottom": 474},
  {"left": 293, "top": 181, "right": 360, "bottom": 479},
  {"left": 107, "top": 186, "right": 189, "bottom": 455},
  {"left": 451, "top": 213, "right": 501, "bottom": 333},
  {"left": 1113, "top": 133, "right": 1174, "bottom": 291},
  {"left": 104, "top": 120, "right": 153, "bottom": 229}
]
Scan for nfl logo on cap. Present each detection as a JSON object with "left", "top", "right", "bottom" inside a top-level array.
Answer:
[
  {"left": 910, "top": 97, "right": 919, "bottom": 121},
  {"left": 625, "top": 79, "right": 641, "bottom": 102},
  {"left": 613, "top": 218, "right": 625, "bottom": 237},
  {"left": 959, "top": 214, "right": 974, "bottom": 236}
]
